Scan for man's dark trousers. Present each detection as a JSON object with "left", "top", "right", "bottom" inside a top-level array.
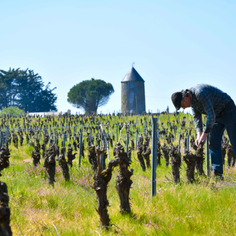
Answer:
[{"left": 209, "top": 100, "right": 236, "bottom": 174}]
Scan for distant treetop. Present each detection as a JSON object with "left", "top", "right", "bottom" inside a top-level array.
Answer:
[{"left": 67, "top": 78, "right": 114, "bottom": 114}]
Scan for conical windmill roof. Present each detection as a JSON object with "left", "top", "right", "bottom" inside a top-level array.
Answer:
[{"left": 121, "top": 67, "right": 145, "bottom": 82}]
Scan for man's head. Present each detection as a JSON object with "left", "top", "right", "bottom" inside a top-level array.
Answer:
[{"left": 171, "top": 90, "right": 191, "bottom": 110}]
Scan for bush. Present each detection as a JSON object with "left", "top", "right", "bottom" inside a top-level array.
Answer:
[{"left": 0, "top": 106, "right": 25, "bottom": 117}]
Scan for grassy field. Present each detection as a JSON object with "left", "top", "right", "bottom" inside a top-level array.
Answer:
[{"left": 1, "top": 113, "right": 236, "bottom": 236}]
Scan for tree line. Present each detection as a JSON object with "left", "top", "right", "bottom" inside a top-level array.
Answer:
[
  {"left": 0, "top": 68, "right": 57, "bottom": 112},
  {"left": 0, "top": 68, "right": 114, "bottom": 114}
]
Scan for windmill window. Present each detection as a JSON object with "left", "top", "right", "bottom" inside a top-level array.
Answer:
[{"left": 130, "top": 82, "right": 133, "bottom": 88}]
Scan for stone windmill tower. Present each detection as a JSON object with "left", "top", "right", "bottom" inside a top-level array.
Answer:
[{"left": 121, "top": 66, "right": 146, "bottom": 115}]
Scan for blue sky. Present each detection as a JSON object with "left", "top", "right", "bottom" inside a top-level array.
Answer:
[{"left": 1, "top": 0, "right": 235, "bottom": 114}]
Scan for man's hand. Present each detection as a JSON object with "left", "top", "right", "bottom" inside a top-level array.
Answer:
[
  {"left": 195, "top": 132, "right": 208, "bottom": 147},
  {"left": 195, "top": 132, "right": 202, "bottom": 147}
]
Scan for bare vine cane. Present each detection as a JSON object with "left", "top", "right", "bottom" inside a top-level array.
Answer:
[
  {"left": 183, "top": 150, "right": 196, "bottom": 183},
  {"left": 115, "top": 144, "right": 133, "bottom": 213},
  {"left": 169, "top": 144, "right": 181, "bottom": 184},
  {"left": 93, "top": 147, "right": 112, "bottom": 227},
  {"left": 195, "top": 142, "right": 206, "bottom": 176},
  {"left": 0, "top": 181, "right": 12, "bottom": 236}
]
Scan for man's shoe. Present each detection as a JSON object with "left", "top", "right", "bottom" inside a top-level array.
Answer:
[{"left": 213, "top": 170, "right": 224, "bottom": 181}]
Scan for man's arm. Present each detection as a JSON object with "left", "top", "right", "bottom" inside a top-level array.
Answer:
[
  {"left": 198, "top": 91, "right": 216, "bottom": 133},
  {"left": 195, "top": 91, "right": 215, "bottom": 146},
  {"left": 192, "top": 108, "right": 202, "bottom": 133},
  {"left": 192, "top": 109, "right": 206, "bottom": 147}
]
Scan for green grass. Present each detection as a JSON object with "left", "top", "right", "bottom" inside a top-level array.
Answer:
[{"left": 1, "top": 113, "right": 235, "bottom": 235}]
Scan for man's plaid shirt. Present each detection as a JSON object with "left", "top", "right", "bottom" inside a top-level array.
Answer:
[{"left": 189, "top": 84, "right": 231, "bottom": 133}]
